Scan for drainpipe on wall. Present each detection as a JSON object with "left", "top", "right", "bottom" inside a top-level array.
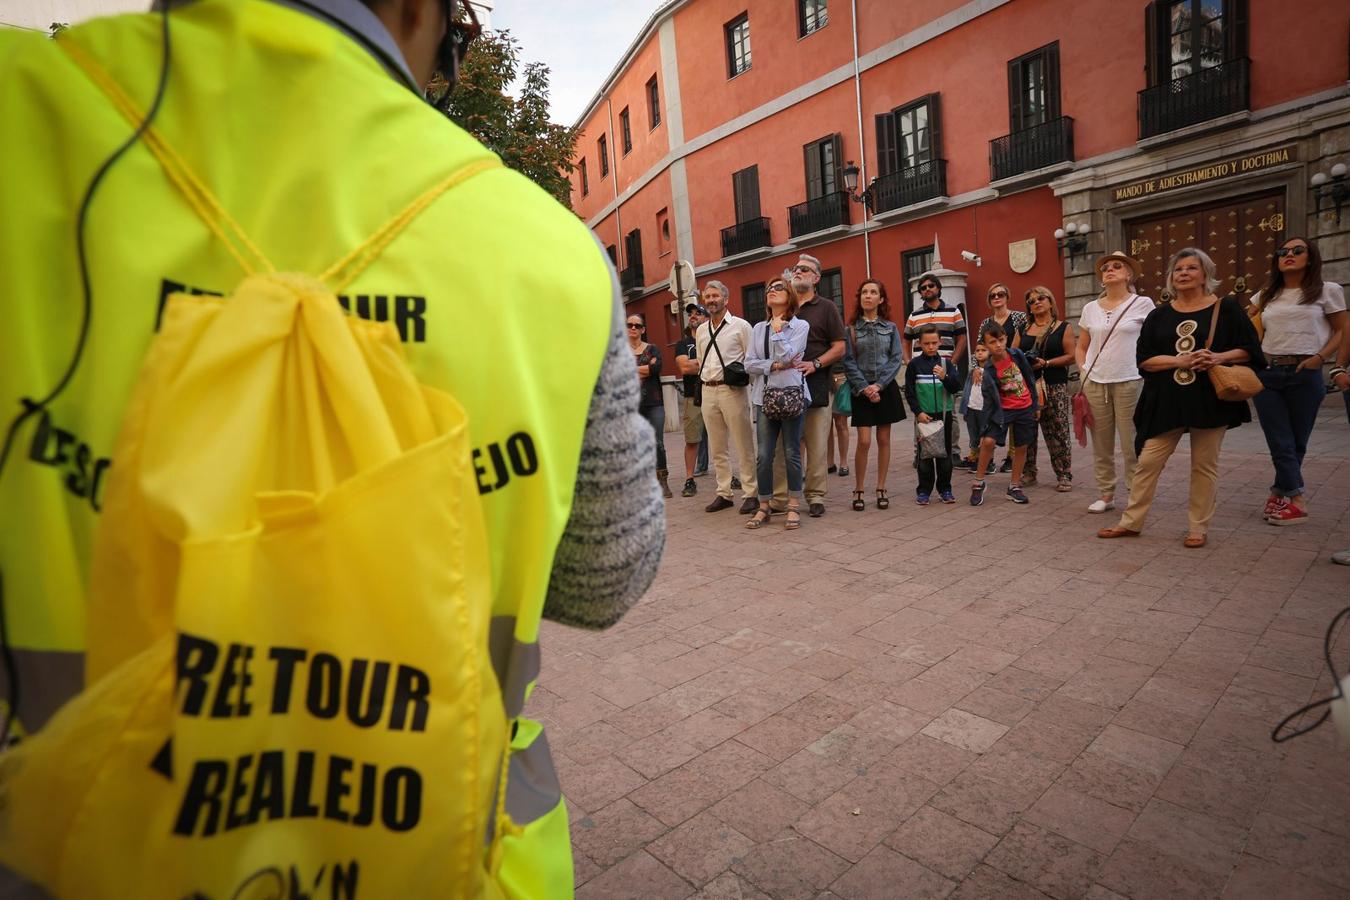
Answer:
[
  {"left": 606, "top": 97, "right": 623, "bottom": 273},
  {"left": 850, "top": 0, "right": 870, "bottom": 275}
]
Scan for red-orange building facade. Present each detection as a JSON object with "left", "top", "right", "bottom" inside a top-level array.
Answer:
[{"left": 570, "top": 0, "right": 1350, "bottom": 375}]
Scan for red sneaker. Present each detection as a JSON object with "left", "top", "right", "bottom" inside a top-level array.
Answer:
[
  {"left": 1267, "top": 501, "right": 1308, "bottom": 526},
  {"left": 1263, "top": 494, "right": 1281, "bottom": 516}
]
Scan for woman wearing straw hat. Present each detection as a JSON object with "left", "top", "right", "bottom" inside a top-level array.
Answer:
[{"left": 1075, "top": 251, "right": 1154, "bottom": 513}]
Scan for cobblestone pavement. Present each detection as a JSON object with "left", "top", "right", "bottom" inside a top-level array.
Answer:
[{"left": 527, "top": 395, "right": 1350, "bottom": 899}]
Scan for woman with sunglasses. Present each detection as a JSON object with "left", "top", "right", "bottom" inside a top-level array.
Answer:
[
  {"left": 744, "top": 278, "right": 811, "bottom": 529},
  {"left": 629, "top": 314, "right": 672, "bottom": 498},
  {"left": 1019, "top": 287, "right": 1077, "bottom": 490},
  {"left": 842, "top": 278, "right": 906, "bottom": 509},
  {"left": 1248, "top": 237, "right": 1347, "bottom": 525},
  {"left": 976, "top": 283, "right": 1027, "bottom": 474}
]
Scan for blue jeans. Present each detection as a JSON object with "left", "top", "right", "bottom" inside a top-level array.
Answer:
[
  {"left": 1252, "top": 365, "right": 1323, "bottom": 498},
  {"left": 640, "top": 405, "right": 668, "bottom": 471},
  {"left": 756, "top": 407, "right": 804, "bottom": 501}
]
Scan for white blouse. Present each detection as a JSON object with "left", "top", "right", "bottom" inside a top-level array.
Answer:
[
  {"left": 1078, "top": 294, "right": 1153, "bottom": 384},
  {"left": 1253, "top": 283, "right": 1346, "bottom": 357}
]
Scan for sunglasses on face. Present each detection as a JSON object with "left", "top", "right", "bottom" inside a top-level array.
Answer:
[
  {"left": 1277, "top": 246, "right": 1308, "bottom": 258},
  {"left": 767, "top": 283, "right": 787, "bottom": 292},
  {"left": 792, "top": 265, "right": 818, "bottom": 274},
  {"left": 920, "top": 284, "right": 939, "bottom": 291},
  {"left": 989, "top": 290, "right": 1008, "bottom": 299},
  {"left": 626, "top": 322, "right": 643, "bottom": 329},
  {"left": 1030, "top": 295, "right": 1050, "bottom": 303}
]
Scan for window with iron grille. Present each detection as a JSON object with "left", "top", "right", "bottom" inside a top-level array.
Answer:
[
  {"left": 876, "top": 94, "right": 941, "bottom": 176},
  {"left": 1144, "top": 0, "right": 1247, "bottom": 84},
  {"left": 819, "top": 268, "right": 843, "bottom": 320},
  {"left": 803, "top": 134, "right": 842, "bottom": 200},
  {"left": 598, "top": 134, "right": 609, "bottom": 177},
  {"left": 579, "top": 158, "right": 589, "bottom": 197},
  {"left": 725, "top": 13, "right": 751, "bottom": 78},
  {"left": 647, "top": 75, "right": 661, "bottom": 128},
  {"left": 903, "top": 247, "right": 935, "bottom": 291},
  {"left": 742, "top": 284, "right": 766, "bottom": 325},
  {"left": 798, "top": 0, "right": 827, "bottom": 37},
  {"left": 620, "top": 107, "right": 632, "bottom": 155},
  {"left": 1008, "top": 43, "right": 1060, "bottom": 132}
]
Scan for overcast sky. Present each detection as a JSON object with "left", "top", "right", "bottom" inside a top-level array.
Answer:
[{"left": 493, "top": 0, "right": 665, "bottom": 127}]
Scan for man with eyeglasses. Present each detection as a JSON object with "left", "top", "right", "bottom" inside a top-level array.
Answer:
[
  {"left": 769, "top": 254, "right": 846, "bottom": 517},
  {"left": 903, "top": 274, "right": 968, "bottom": 366}
]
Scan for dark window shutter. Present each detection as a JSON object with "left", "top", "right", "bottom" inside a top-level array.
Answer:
[
  {"left": 828, "top": 133, "right": 844, "bottom": 195},
  {"left": 734, "top": 166, "right": 761, "bottom": 222},
  {"left": 927, "top": 94, "right": 944, "bottom": 162},
  {"left": 804, "top": 141, "right": 824, "bottom": 200},
  {"left": 1007, "top": 58, "right": 1023, "bottom": 132},
  {"left": 1144, "top": 1, "right": 1161, "bottom": 85},
  {"left": 1225, "top": 0, "right": 1248, "bottom": 60},
  {"left": 746, "top": 167, "right": 761, "bottom": 219},
  {"left": 875, "top": 113, "right": 897, "bottom": 176},
  {"left": 1046, "top": 43, "right": 1062, "bottom": 119}
]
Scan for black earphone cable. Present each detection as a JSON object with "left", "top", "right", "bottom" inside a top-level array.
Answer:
[
  {"left": 1272, "top": 605, "right": 1349, "bottom": 743},
  {"left": 0, "top": 4, "right": 173, "bottom": 746}
]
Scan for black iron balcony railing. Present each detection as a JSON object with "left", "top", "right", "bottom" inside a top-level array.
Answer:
[
  {"left": 990, "top": 116, "right": 1075, "bottom": 182},
  {"left": 619, "top": 263, "right": 644, "bottom": 295},
  {"left": 1138, "top": 57, "right": 1250, "bottom": 140},
  {"left": 720, "top": 217, "right": 772, "bottom": 257},
  {"left": 870, "top": 159, "right": 946, "bottom": 215},
  {"left": 788, "top": 191, "right": 851, "bottom": 238}
]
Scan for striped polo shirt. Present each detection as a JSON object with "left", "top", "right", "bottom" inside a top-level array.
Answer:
[{"left": 904, "top": 302, "right": 967, "bottom": 359}]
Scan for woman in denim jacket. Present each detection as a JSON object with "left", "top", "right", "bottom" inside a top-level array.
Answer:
[
  {"left": 745, "top": 278, "right": 812, "bottom": 530},
  {"left": 842, "top": 279, "right": 906, "bottom": 510}
]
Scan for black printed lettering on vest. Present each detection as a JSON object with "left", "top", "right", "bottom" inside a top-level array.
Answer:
[
  {"left": 173, "top": 752, "right": 422, "bottom": 836},
  {"left": 176, "top": 633, "right": 221, "bottom": 717},
  {"left": 332, "top": 860, "right": 360, "bottom": 900},
  {"left": 472, "top": 431, "right": 541, "bottom": 495},
  {"left": 306, "top": 653, "right": 344, "bottom": 720},
  {"left": 161, "top": 277, "right": 428, "bottom": 342},
  {"left": 388, "top": 665, "right": 430, "bottom": 733},
  {"left": 26, "top": 410, "right": 112, "bottom": 512},
  {"left": 335, "top": 293, "right": 428, "bottom": 343},
  {"left": 269, "top": 646, "right": 308, "bottom": 714},
  {"left": 346, "top": 659, "right": 389, "bottom": 729},
  {"left": 210, "top": 642, "right": 255, "bottom": 719}
]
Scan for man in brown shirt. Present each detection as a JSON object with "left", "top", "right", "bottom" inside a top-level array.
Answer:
[{"left": 773, "top": 253, "right": 846, "bottom": 516}]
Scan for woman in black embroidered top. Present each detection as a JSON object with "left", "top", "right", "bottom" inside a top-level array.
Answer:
[
  {"left": 1019, "top": 286, "right": 1076, "bottom": 491},
  {"left": 1098, "top": 248, "right": 1264, "bottom": 548}
]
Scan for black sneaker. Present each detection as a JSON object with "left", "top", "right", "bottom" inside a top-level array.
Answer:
[
  {"left": 999, "top": 458, "right": 1013, "bottom": 474},
  {"left": 731, "top": 476, "right": 742, "bottom": 491},
  {"left": 970, "top": 481, "right": 986, "bottom": 507},
  {"left": 1006, "top": 485, "right": 1029, "bottom": 504},
  {"left": 681, "top": 478, "right": 697, "bottom": 497},
  {"left": 986, "top": 461, "right": 997, "bottom": 476},
  {"left": 739, "top": 497, "right": 760, "bottom": 514}
]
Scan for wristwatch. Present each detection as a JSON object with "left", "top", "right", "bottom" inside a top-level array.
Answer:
[{"left": 813, "top": 359, "right": 821, "bottom": 371}]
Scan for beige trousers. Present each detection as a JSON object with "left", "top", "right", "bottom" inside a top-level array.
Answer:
[
  {"left": 702, "top": 384, "right": 757, "bottom": 500},
  {"left": 1083, "top": 378, "right": 1142, "bottom": 499},
  {"left": 1118, "top": 426, "right": 1226, "bottom": 535},
  {"left": 773, "top": 404, "right": 831, "bottom": 507}
]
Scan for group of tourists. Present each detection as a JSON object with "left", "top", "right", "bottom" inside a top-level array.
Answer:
[{"left": 631, "top": 239, "right": 1347, "bottom": 544}]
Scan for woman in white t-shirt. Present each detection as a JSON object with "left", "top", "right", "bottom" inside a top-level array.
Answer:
[
  {"left": 1075, "top": 252, "right": 1154, "bottom": 513},
  {"left": 1249, "top": 237, "right": 1347, "bottom": 526}
]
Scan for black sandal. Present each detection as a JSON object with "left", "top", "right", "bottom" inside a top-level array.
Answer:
[
  {"left": 745, "top": 505, "right": 772, "bottom": 529},
  {"left": 852, "top": 491, "right": 865, "bottom": 511},
  {"left": 876, "top": 489, "right": 889, "bottom": 510}
]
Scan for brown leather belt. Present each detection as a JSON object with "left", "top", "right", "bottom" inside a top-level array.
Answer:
[
  {"left": 1268, "top": 354, "right": 1312, "bottom": 367},
  {"left": 702, "top": 379, "right": 725, "bottom": 387}
]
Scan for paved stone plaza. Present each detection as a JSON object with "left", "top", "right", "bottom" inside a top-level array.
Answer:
[{"left": 526, "top": 394, "right": 1350, "bottom": 899}]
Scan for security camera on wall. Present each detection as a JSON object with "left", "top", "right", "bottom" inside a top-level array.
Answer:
[{"left": 961, "top": 250, "right": 982, "bottom": 267}]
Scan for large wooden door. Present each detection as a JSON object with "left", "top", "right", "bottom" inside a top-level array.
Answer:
[{"left": 1124, "top": 191, "right": 1285, "bottom": 305}]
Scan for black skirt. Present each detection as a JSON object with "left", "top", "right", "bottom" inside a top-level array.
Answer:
[{"left": 850, "top": 379, "right": 906, "bottom": 427}]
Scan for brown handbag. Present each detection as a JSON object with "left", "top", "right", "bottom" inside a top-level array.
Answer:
[{"left": 1203, "top": 297, "right": 1264, "bottom": 401}]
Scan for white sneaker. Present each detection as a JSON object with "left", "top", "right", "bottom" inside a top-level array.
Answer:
[{"left": 1087, "top": 499, "right": 1116, "bottom": 513}]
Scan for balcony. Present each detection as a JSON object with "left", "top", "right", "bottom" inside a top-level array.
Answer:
[
  {"left": 1138, "top": 57, "right": 1250, "bottom": 140},
  {"left": 619, "top": 263, "right": 645, "bottom": 296},
  {"left": 788, "top": 191, "right": 851, "bottom": 239},
  {"left": 990, "top": 116, "right": 1075, "bottom": 183},
  {"left": 870, "top": 159, "right": 946, "bottom": 216},
  {"left": 720, "top": 217, "right": 773, "bottom": 258}
]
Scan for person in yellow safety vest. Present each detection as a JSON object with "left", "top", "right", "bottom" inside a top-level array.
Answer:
[{"left": 0, "top": 0, "right": 665, "bottom": 895}]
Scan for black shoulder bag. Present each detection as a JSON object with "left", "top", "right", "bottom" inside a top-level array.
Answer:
[{"left": 701, "top": 318, "right": 749, "bottom": 387}]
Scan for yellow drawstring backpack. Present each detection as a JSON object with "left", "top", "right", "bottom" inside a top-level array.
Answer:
[{"left": 0, "top": 40, "right": 512, "bottom": 899}]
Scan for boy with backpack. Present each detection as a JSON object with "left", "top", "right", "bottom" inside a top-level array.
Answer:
[
  {"left": 904, "top": 325, "right": 964, "bottom": 505},
  {"left": 970, "top": 322, "right": 1040, "bottom": 506}
]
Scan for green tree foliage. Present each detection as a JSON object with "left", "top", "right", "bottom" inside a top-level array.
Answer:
[{"left": 434, "top": 30, "right": 578, "bottom": 209}]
